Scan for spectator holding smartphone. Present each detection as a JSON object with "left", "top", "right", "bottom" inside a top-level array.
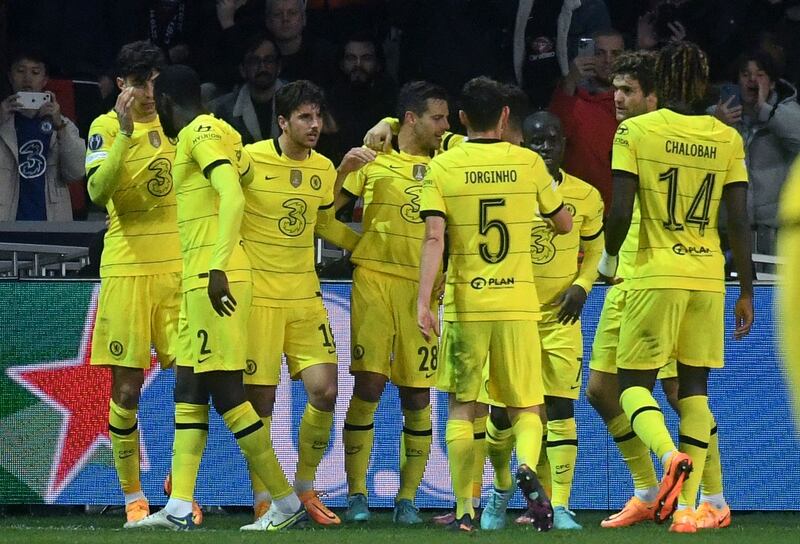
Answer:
[
  {"left": 0, "top": 48, "right": 85, "bottom": 221},
  {"left": 710, "top": 49, "right": 800, "bottom": 257}
]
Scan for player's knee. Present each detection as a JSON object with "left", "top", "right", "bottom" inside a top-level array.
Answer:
[
  {"left": 309, "top": 382, "right": 337, "bottom": 412},
  {"left": 113, "top": 381, "right": 141, "bottom": 409},
  {"left": 245, "top": 385, "right": 276, "bottom": 417},
  {"left": 490, "top": 406, "right": 512, "bottom": 430},
  {"left": 352, "top": 372, "right": 386, "bottom": 403},
  {"left": 111, "top": 368, "right": 144, "bottom": 408},
  {"left": 545, "top": 396, "right": 574, "bottom": 421},
  {"left": 398, "top": 386, "right": 430, "bottom": 411}
]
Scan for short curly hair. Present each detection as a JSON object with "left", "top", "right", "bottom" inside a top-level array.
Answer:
[
  {"left": 115, "top": 40, "right": 165, "bottom": 82},
  {"left": 610, "top": 51, "right": 658, "bottom": 98}
]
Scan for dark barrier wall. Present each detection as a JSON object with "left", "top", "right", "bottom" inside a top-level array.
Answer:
[{"left": 0, "top": 281, "right": 797, "bottom": 509}]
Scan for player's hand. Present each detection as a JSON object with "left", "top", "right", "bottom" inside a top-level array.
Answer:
[
  {"left": 554, "top": 285, "right": 587, "bottom": 325},
  {"left": 338, "top": 146, "right": 376, "bottom": 176},
  {"left": 363, "top": 121, "right": 393, "bottom": 153},
  {"left": 0, "top": 93, "right": 22, "bottom": 123},
  {"left": 417, "top": 301, "right": 440, "bottom": 342},
  {"left": 208, "top": 269, "right": 237, "bottom": 317},
  {"left": 714, "top": 96, "right": 742, "bottom": 126},
  {"left": 433, "top": 273, "right": 446, "bottom": 302},
  {"left": 114, "top": 87, "right": 136, "bottom": 136},
  {"left": 733, "top": 293, "right": 753, "bottom": 340},
  {"left": 38, "top": 92, "right": 63, "bottom": 128}
]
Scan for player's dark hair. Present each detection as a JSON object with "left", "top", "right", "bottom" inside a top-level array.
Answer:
[
  {"left": 241, "top": 32, "right": 282, "bottom": 64},
  {"left": 459, "top": 76, "right": 506, "bottom": 132},
  {"left": 396, "top": 81, "right": 449, "bottom": 123},
  {"left": 115, "top": 40, "right": 166, "bottom": 82},
  {"left": 735, "top": 49, "right": 779, "bottom": 82},
  {"left": 275, "top": 79, "right": 327, "bottom": 119},
  {"left": 154, "top": 64, "right": 203, "bottom": 109},
  {"left": 592, "top": 28, "right": 624, "bottom": 42},
  {"left": 655, "top": 41, "right": 709, "bottom": 114},
  {"left": 9, "top": 46, "right": 50, "bottom": 73},
  {"left": 501, "top": 83, "right": 529, "bottom": 133},
  {"left": 611, "top": 51, "right": 657, "bottom": 97}
]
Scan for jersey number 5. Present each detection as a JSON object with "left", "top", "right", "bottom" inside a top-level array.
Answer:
[{"left": 478, "top": 198, "right": 510, "bottom": 264}]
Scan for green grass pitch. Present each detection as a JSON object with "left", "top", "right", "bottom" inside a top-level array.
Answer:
[{"left": 2, "top": 509, "right": 799, "bottom": 544}]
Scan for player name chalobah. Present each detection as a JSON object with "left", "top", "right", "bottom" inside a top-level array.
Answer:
[
  {"left": 665, "top": 140, "right": 717, "bottom": 159},
  {"left": 464, "top": 170, "right": 518, "bottom": 183}
]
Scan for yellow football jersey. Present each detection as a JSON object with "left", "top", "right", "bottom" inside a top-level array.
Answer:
[
  {"left": 612, "top": 109, "right": 748, "bottom": 292},
  {"left": 174, "top": 114, "right": 252, "bottom": 292},
  {"left": 85, "top": 112, "right": 181, "bottom": 277},
  {"left": 778, "top": 158, "right": 800, "bottom": 424},
  {"left": 242, "top": 138, "right": 336, "bottom": 307},
  {"left": 531, "top": 170, "right": 603, "bottom": 305},
  {"left": 344, "top": 148, "right": 433, "bottom": 281},
  {"left": 421, "top": 140, "right": 563, "bottom": 322}
]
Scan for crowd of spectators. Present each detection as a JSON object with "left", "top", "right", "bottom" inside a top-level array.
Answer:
[{"left": 2, "top": 0, "right": 800, "bottom": 258}]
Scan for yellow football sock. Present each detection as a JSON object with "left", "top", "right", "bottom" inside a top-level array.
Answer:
[
  {"left": 247, "top": 416, "right": 272, "bottom": 498},
  {"left": 170, "top": 402, "right": 209, "bottom": 502},
  {"left": 446, "top": 419, "right": 475, "bottom": 519},
  {"left": 677, "top": 395, "right": 711, "bottom": 508},
  {"left": 223, "top": 401, "right": 292, "bottom": 500},
  {"left": 510, "top": 411, "right": 544, "bottom": 469},
  {"left": 547, "top": 418, "right": 578, "bottom": 508},
  {"left": 608, "top": 412, "right": 659, "bottom": 491},
  {"left": 471, "top": 415, "right": 487, "bottom": 503},
  {"left": 486, "top": 416, "right": 514, "bottom": 490},
  {"left": 535, "top": 431, "right": 551, "bottom": 498},
  {"left": 701, "top": 414, "right": 723, "bottom": 496},
  {"left": 398, "top": 405, "right": 432, "bottom": 502},
  {"left": 295, "top": 403, "right": 334, "bottom": 484},
  {"left": 343, "top": 396, "right": 378, "bottom": 496},
  {"left": 620, "top": 386, "right": 676, "bottom": 461},
  {"left": 109, "top": 399, "right": 141, "bottom": 495}
]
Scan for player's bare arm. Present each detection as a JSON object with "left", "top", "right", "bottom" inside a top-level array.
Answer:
[
  {"left": 207, "top": 162, "right": 246, "bottom": 317},
  {"left": 362, "top": 118, "right": 395, "bottom": 153},
  {"left": 333, "top": 146, "right": 376, "bottom": 210},
  {"left": 417, "top": 215, "right": 445, "bottom": 342},
  {"left": 723, "top": 182, "right": 754, "bottom": 339},
  {"left": 599, "top": 170, "right": 637, "bottom": 282}
]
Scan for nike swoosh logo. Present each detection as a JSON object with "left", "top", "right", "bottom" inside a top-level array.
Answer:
[
  {"left": 166, "top": 514, "right": 190, "bottom": 528},
  {"left": 265, "top": 175, "right": 279, "bottom": 180},
  {"left": 388, "top": 165, "right": 401, "bottom": 169},
  {"left": 197, "top": 356, "right": 210, "bottom": 364},
  {"left": 119, "top": 452, "right": 135, "bottom": 459},
  {"left": 570, "top": 385, "right": 580, "bottom": 390},
  {"left": 425, "top": 371, "right": 436, "bottom": 378},
  {"left": 327, "top": 348, "right": 336, "bottom": 354},
  {"left": 555, "top": 468, "right": 570, "bottom": 475}
]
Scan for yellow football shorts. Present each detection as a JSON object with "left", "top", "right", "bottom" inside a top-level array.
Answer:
[
  {"left": 244, "top": 301, "right": 337, "bottom": 386},
  {"left": 439, "top": 320, "right": 544, "bottom": 408},
  {"left": 350, "top": 267, "right": 438, "bottom": 388},
  {"left": 91, "top": 272, "right": 181, "bottom": 369},
  {"left": 538, "top": 308, "right": 583, "bottom": 400},
  {"left": 589, "top": 286, "right": 678, "bottom": 378},
  {"left": 617, "top": 288, "right": 724, "bottom": 370},
  {"left": 176, "top": 281, "right": 252, "bottom": 373}
]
